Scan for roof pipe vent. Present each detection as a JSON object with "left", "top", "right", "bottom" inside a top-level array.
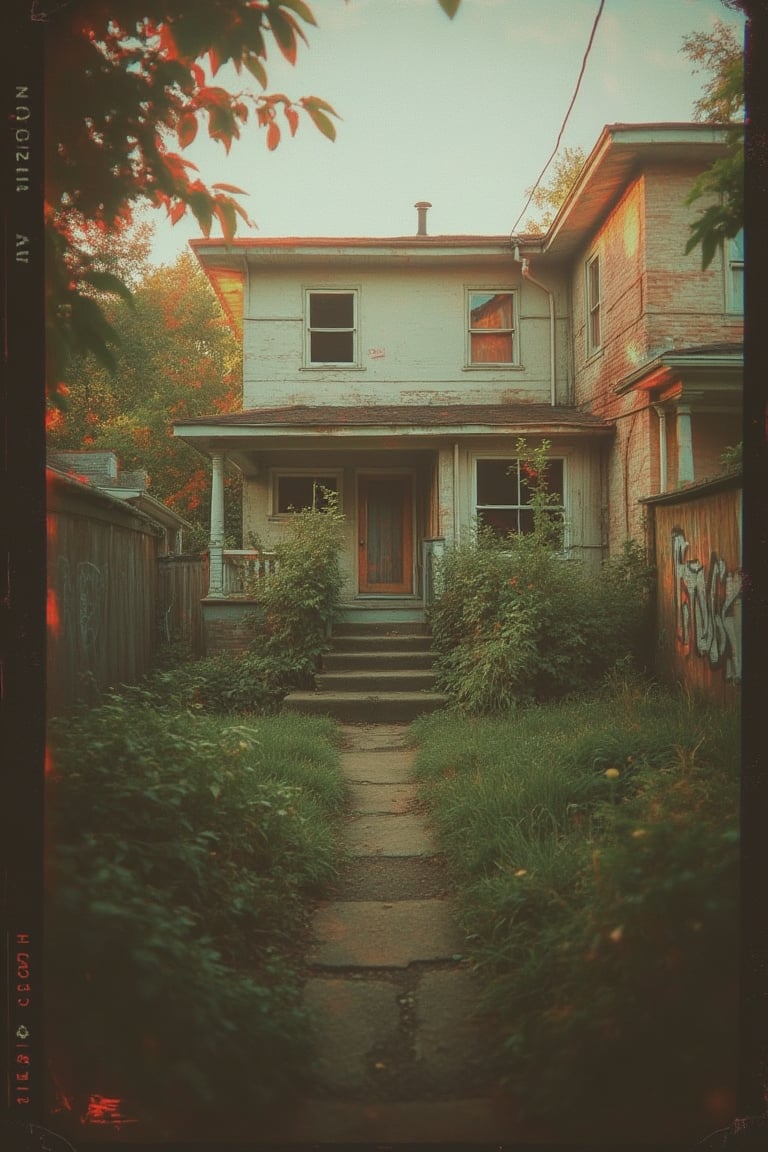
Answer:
[{"left": 414, "top": 201, "right": 432, "bottom": 236}]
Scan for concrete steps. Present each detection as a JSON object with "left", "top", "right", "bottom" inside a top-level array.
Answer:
[{"left": 283, "top": 619, "right": 449, "bottom": 723}]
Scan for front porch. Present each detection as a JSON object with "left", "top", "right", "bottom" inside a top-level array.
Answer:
[
  {"left": 201, "top": 544, "right": 445, "bottom": 655},
  {"left": 172, "top": 403, "right": 613, "bottom": 656}
]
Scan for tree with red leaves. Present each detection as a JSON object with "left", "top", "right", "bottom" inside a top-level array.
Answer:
[
  {"left": 45, "top": 0, "right": 338, "bottom": 401},
  {"left": 47, "top": 249, "right": 243, "bottom": 547},
  {"left": 44, "top": 0, "right": 463, "bottom": 402}
]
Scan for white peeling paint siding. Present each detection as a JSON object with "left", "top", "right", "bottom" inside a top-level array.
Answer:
[{"left": 243, "top": 262, "right": 569, "bottom": 408}]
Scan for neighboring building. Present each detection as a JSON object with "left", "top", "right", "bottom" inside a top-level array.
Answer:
[
  {"left": 173, "top": 123, "right": 743, "bottom": 635},
  {"left": 47, "top": 450, "right": 191, "bottom": 554}
]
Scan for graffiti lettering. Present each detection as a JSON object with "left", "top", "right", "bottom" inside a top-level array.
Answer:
[{"left": 672, "top": 530, "right": 741, "bottom": 683}]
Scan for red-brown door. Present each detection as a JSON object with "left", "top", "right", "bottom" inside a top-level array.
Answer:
[{"left": 358, "top": 474, "right": 413, "bottom": 594}]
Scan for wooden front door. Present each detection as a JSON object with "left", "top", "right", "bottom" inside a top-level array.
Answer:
[{"left": 358, "top": 474, "right": 413, "bottom": 594}]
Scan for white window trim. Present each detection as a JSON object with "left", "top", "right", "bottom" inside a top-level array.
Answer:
[
  {"left": 725, "top": 230, "right": 744, "bottom": 314},
  {"left": 585, "top": 252, "right": 602, "bottom": 356},
  {"left": 269, "top": 469, "right": 343, "bottom": 517},
  {"left": 472, "top": 453, "right": 569, "bottom": 550},
  {"left": 465, "top": 288, "right": 519, "bottom": 368},
  {"left": 303, "top": 287, "right": 360, "bottom": 368}
]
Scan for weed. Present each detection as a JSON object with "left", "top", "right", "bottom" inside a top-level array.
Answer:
[
  {"left": 46, "top": 690, "right": 346, "bottom": 1131},
  {"left": 410, "top": 682, "right": 739, "bottom": 1141}
]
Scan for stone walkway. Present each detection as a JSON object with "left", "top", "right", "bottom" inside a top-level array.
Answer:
[{"left": 259, "top": 724, "right": 523, "bottom": 1144}]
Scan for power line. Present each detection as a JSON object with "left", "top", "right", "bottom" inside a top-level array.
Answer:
[{"left": 510, "top": 0, "right": 606, "bottom": 236}]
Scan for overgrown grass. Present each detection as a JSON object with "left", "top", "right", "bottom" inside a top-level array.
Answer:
[
  {"left": 46, "top": 688, "right": 346, "bottom": 1136},
  {"left": 409, "top": 677, "right": 740, "bottom": 1142}
]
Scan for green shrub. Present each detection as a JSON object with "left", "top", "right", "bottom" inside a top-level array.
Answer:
[
  {"left": 148, "top": 649, "right": 300, "bottom": 714},
  {"left": 429, "top": 443, "right": 654, "bottom": 713},
  {"left": 245, "top": 490, "right": 345, "bottom": 685},
  {"left": 46, "top": 690, "right": 346, "bottom": 1131},
  {"left": 411, "top": 684, "right": 740, "bottom": 1141}
]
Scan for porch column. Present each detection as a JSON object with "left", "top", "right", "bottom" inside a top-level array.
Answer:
[
  {"left": 675, "top": 404, "right": 694, "bottom": 487},
  {"left": 207, "top": 451, "right": 226, "bottom": 598},
  {"left": 653, "top": 404, "right": 668, "bottom": 493}
]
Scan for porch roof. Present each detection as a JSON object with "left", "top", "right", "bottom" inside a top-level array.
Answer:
[
  {"left": 613, "top": 342, "right": 743, "bottom": 398},
  {"left": 174, "top": 403, "right": 612, "bottom": 440}
]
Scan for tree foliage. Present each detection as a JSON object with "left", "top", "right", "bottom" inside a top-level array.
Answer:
[
  {"left": 44, "top": 0, "right": 464, "bottom": 402},
  {"left": 682, "top": 15, "right": 745, "bottom": 268},
  {"left": 45, "top": 1, "right": 339, "bottom": 400},
  {"left": 682, "top": 18, "right": 744, "bottom": 123},
  {"left": 523, "top": 146, "right": 586, "bottom": 234},
  {"left": 47, "top": 249, "right": 243, "bottom": 547}
]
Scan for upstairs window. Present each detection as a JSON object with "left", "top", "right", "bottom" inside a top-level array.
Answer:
[
  {"left": 726, "top": 229, "right": 744, "bottom": 313},
  {"left": 273, "top": 473, "right": 339, "bottom": 514},
  {"left": 468, "top": 290, "right": 516, "bottom": 365},
  {"left": 475, "top": 457, "right": 565, "bottom": 539},
  {"left": 306, "top": 291, "right": 357, "bottom": 364},
  {"left": 586, "top": 253, "right": 602, "bottom": 353}
]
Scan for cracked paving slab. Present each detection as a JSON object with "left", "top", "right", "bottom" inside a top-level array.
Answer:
[
  {"left": 346, "top": 812, "right": 435, "bottom": 856},
  {"left": 310, "top": 900, "right": 464, "bottom": 968},
  {"left": 304, "top": 978, "right": 402, "bottom": 1092},
  {"left": 346, "top": 781, "right": 417, "bottom": 814}
]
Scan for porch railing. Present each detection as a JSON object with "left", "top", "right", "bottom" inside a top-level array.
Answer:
[{"left": 219, "top": 549, "right": 279, "bottom": 597}]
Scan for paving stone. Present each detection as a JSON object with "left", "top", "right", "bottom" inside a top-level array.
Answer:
[
  {"left": 256, "top": 1096, "right": 523, "bottom": 1143},
  {"left": 329, "top": 856, "right": 450, "bottom": 901},
  {"left": 310, "top": 900, "right": 464, "bottom": 968},
  {"left": 346, "top": 812, "right": 435, "bottom": 857},
  {"left": 340, "top": 749, "right": 416, "bottom": 783},
  {"left": 339, "top": 725, "right": 412, "bottom": 752},
  {"left": 413, "top": 968, "right": 492, "bottom": 1090},
  {"left": 347, "top": 781, "right": 417, "bottom": 814},
  {"left": 304, "top": 978, "right": 401, "bottom": 1091}
]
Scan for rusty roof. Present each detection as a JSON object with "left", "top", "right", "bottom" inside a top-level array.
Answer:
[{"left": 174, "top": 403, "right": 611, "bottom": 430}]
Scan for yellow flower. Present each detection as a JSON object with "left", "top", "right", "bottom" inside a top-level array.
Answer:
[
  {"left": 604, "top": 768, "right": 620, "bottom": 780},
  {"left": 632, "top": 828, "right": 647, "bottom": 839},
  {"left": 514, "top": 869, "right": 528, "bottom": 877},
  {"left": 609, "top": 926, "right": 624, "bottom": 943}
]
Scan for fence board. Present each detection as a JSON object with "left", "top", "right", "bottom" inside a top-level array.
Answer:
[
  {"left": 647, "top": 479, "right": 741, "bottom": 705},
  {"left": 157, "top": 554, "right": 208, "bottom": 654}
]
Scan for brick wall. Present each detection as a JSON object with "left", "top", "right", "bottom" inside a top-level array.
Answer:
[
  {"left": 202, "top": 601, "right": 264, "bottom": 655},
  {"left": 572, "top": 163, "right": 743, "bottom": 557}
]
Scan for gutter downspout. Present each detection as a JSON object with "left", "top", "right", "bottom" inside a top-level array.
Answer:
[
  {"left": 521, "top": 259, "right": 556, "bottom": 406},
  {"left": 653, "top": 404, "right": 668, "bottom": 493}
]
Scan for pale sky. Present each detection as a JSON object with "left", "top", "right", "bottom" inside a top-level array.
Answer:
[{"left": 143, "top": 0, "right": 745, "bottom": 265}]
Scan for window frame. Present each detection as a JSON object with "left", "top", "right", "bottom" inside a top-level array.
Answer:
[
  {"left": 304, "top": 288, "right": 359, "bottom": 367},
  {"left": 473, "top": 454, "right": 567, "bottom": 545},
  {"left": 269, "top": 470, "right": 342, "bottom": 517},
  {"left": 585, "top": 252, "right": 602, "bottom": 355},
  {"left": 465, "top": 288, "right": 519, "bottom": 368},
  {"left": 725, "top": 229, "right": 744, "bottom": 314}
]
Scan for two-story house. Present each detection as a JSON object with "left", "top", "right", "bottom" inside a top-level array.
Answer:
[{"left": 173, "top": 123, "right": 743, "bottom": 650}]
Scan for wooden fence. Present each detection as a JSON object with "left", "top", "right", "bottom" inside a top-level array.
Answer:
[
  {"left": 643, "top": 474, "right": 742, "bottom": 705},
  {"left": 157, "top": 553, "right": 208, "bottom": 655},
  {"left": 47, "top": 470, "right": 208, "bottom": 714}
]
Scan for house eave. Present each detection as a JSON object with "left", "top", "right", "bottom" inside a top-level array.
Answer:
[{"left": 540, "top": 122, "right": 737, "bottom": 261}]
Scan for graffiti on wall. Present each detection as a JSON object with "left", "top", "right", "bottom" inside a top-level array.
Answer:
[
  {"left": 671, "top": 529, "right": 741, "bottom": 683},
  {"left": 53, "top": 557, "right": 106, "bottom": 664}
]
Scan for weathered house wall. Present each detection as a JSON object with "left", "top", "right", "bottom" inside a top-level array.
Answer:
[
  {"left": 571, "top": 164, "right": 743, "bottom": 552},
  {"left": 243, "top": 261, "right": 571, "bottom": 408},
  {"left": 643, "top": 166, "right": 743, "bottom": 351}
]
